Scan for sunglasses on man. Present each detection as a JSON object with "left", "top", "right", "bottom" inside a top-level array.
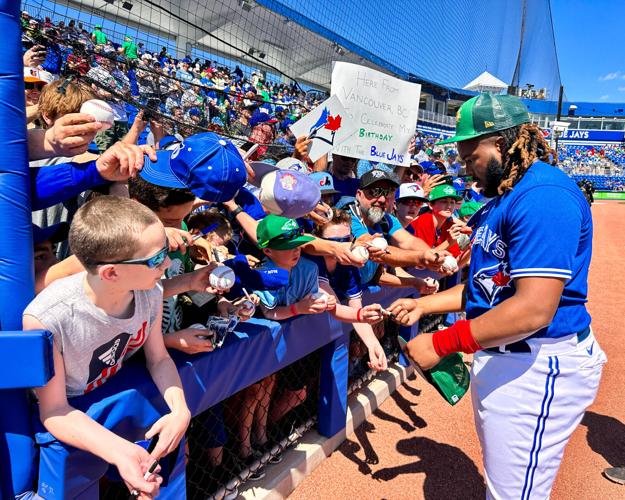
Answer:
[
  {"left": 364, "top": 186, "right": 395, "bottom": 199},
  {"left": 96, "top": 239, "right": 169, "bottom": 269},
  {"left": 25, "top": 82, "right": 45, "bottom": 91}
]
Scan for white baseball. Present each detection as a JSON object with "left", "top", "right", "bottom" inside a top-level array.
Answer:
[
  {"left": 80, "top": 99, "right": 114, "bottom": 130},
  {"left": 209, "top": 265, "right": 236, "bottom": 290},
  {"left": 237, "top": 299, "right": 256, "bottom": 316},
  {"left": 442, "top": 255, "right": 459, "bottom": 273},
  {"left": 351, "top": 245, "right": 370, "bottom": 262},
  {"left": 424, "top": 277, "right": 440, "bottom": 293},
  {"left": 310, "top": 291, "right": 328, "bottom": 305},
  {"left": 370, "top": 237, "right": 388, "bottom": 251}
]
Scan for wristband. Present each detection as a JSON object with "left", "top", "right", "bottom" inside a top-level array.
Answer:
[
  {"left": 356, "top": 307, "right": 363, "bottom": 322},
  {"left": 230, "top": 206, "right": 243, "bottom": 218},
  {"left": 290, "top": 304, "right": 298, "bottom": 317},
  {"left": 431, "top": 319, "right": 482, "bottom": 357}
]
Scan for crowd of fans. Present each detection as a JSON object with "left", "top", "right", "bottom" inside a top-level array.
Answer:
[{"left": 15, "top": 8, "right": 572, "bottom": 500}]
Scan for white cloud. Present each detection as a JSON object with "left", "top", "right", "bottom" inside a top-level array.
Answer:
[
  {"left": 618, "top": 87, "right": 625, "bottom": 92},
  {"left": 599, "top": 95, "right": 610, "bottom": 100},
  {"left": 598, "top": 71, "right": 621, "bottom": 81}
]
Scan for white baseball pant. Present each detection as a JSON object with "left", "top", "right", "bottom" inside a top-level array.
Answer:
[{"left": 471, "top": 329, "right": 606, "bottom": 499}]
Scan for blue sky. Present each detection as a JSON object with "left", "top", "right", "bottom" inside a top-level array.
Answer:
[{"left": 552, "top": 0, "right": 625, "bottom": 103}]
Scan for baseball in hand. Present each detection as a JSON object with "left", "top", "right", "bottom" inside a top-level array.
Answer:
[
  {"left": 310, "top": 291, "right": 328, "bottom": 305},
  {"left": 441, "top": 255, "right": 459, "bottom": 273},
  {"left": 80, "top": 99, "right": 114, "bottom": 130},
  {"left": 209, "top": 265, "right": 236, "bottom": 290},
  {"left": 237, "top": 300, "right": 256, "bottom": 316},
  {"left": 351, "top": 245, "right": 370, "bottom": 262},
  {"left": 369, "top": 237, "right": 388, "bottom": 251}
]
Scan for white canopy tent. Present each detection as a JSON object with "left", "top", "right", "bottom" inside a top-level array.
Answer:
[{"left": 462, "top": 71, "right": 508, "bottom": 94}]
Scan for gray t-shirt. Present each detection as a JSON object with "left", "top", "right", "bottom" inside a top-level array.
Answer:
[{"left": 24, "top": 272, "right": 162, "bottom": 397}]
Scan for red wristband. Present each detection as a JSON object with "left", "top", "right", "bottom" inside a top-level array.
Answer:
[
  {"left": 290, "top": 304, "right": 298, "bottom": 316},
  {"left": 356, "top": 308, "right": 363, "bottom": 322},
  {"left": 431, "top": 320, "right": 482, "bottom": 357}
]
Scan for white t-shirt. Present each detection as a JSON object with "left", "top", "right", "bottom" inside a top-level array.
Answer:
[{"left": 24, "top": 272, "right": 162, "bottom": 397}]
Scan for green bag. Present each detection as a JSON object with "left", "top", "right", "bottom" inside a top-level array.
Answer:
[{"left": 398, "top": 335, "right": 471, "bottom": 406}]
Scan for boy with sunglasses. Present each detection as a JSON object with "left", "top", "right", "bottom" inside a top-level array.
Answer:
[{"left": 23, "top": 196, "right": 191, "bottom": 499}]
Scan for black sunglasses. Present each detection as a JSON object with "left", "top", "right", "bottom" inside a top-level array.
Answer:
[
  {"left": 323, "top": 235, "right": 352, "bottom": 243},
  {"left": 96, "top": 239, "right": 169, "bottom": 269},
  {"left": 364, "top": 186, "right": 395, "bottom": 199}
]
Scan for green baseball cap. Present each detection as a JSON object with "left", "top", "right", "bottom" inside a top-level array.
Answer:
[
  {"left": 257, "top": 214, "right": 315, "bottom": 250},
  {"left": 438, "top": 94, "right": 530, "bottom": 145},
  {"left": 458, "top": 201, "right": 483, "bottom": 218},
  {"left": 429, "top": 184, "right": 462, "bottom": 202}
]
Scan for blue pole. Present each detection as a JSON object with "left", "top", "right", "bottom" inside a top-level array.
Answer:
[{"left": 0, "top": 0, "right": 37, "bottom": 496}]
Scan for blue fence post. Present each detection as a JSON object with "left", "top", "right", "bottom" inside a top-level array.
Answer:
[
  {"left": 0, "top": 1, "right": 38, "bottom": 497},
  {"left": 317, "top": 318, "right": 349, "bottom": 438}
]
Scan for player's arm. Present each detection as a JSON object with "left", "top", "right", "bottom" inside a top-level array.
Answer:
[
  {"left": 142, "top": 308, "right": 191, "bottom": 460},
  {"left": 389, "top": 282, "right": 466, "bottom": 324},
  {"left": 401, "top": 277, "right": 563, "bottom": 370},
  {"left": 26, "top": 315, "right": 158, "bottom": 496}
]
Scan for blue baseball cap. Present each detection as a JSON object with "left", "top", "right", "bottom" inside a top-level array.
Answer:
[
  {"left": 249, "top": 110, "right": 277, "bottom": 128},
  {"left": 33, "top": 222, "right": 69, "bottom": 245},
  {"left": 140, "top": 132, "right": 246, "bottom": 202},
  {"left": 309, "top": 172, "right": 340, "bottom": 195},
  {"left": 420, "top": 161, "right": 442, "bottom": 175}
]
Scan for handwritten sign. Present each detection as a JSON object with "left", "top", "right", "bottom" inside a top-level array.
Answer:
[
  {"left": 289, "top": 95, "right": 357, "bottom": 162},
  {"left": 331, "top": 62, "right": 421, "bottom": 167}
]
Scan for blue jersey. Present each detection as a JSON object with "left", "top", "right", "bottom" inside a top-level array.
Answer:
[
  {"left": 466, "top": 161, "right": 592, "bottom": 339},
  {"left": 253, "top": 256, "right": 319, "bottom": 309},
  {"left": 307, "top": 255, "right": 363, "bottom": 301}
]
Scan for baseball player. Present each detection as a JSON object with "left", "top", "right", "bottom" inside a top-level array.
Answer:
[{"left": 389, "top": 94, "right": 606, "bottom": 499}]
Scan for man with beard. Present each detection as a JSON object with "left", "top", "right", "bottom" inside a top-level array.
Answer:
[
  {"left": 389, "top": 94, "right": 606, "bottom": 499},
  {"left": 349, "top": 169, "right": 444, "bottom": 284}
]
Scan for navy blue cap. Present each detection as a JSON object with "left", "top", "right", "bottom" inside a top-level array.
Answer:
[
  {"left": 33, "top": 222, "right": 68, "bottom": 245},
  {"left": 420, "top": 161, "right": 442, "bottom": 175},
  {"left": 140, "top": 132, "right": 247, "bottom": 202}
]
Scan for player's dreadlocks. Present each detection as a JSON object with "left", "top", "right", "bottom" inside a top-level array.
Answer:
[{"left": 496, "top": 123, "right": 557, "bottom": 195}]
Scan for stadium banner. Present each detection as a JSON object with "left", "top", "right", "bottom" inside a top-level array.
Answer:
[
  {"left": 289, "top": 95, "right": 358, "bottom": 162},
  {"left": 545, "top": 128, "right": 625, "bottom": 142},
  {"left": 331, "top": 62, "right": 421, "bottom": 167}
]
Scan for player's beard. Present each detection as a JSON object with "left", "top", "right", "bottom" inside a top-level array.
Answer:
[
  {"left": 483, "top": 156, "right": 505, "bottom": 198},
  {"left": 363, "top": 205, "right": 385, "bottom": 224}
]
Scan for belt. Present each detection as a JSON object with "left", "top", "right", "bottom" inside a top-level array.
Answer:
[{"left": 485, "top": 326, "right": 591, "bottom": 354}]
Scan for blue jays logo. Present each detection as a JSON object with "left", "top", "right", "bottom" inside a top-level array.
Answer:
[
  {"left": 474, "top": 262, "right": 512, "bottom": 305},
  {"left": 308, "top": 107, "right": 342, "bottom": 146}
]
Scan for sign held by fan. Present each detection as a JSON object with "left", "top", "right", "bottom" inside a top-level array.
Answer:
[
  {"left": 331, "top": 61, "right": 421, "bottom": 167},
  {"left": 289, "top": 94, "right": 357, "bottom": 162}
]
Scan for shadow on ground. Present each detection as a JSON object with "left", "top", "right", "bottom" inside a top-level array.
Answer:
[
  {"left": 372, "top": 436, "right": 485, "bottom": 499},
  {"left": 581, "top": 411, "right": 625, "bottom": 467}
]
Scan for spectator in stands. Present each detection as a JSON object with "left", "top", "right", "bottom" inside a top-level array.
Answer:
[
  {"left": 33, "top": 222, "right": 68, "bottom": 294},
  {"left": 310, "top": 211, "right": 388, "bottom": 371},
  {"left": 90, "top": 23, "right": 107, "bottom": 46},
  {"left": 328, "top": 154, "right": 360, "bottom": 199},
  {"left": 24, "top": 67, "right": 54, "bottom": 126},
  {"left": 444, "top": 149, "right": 462, "bottom": 176},
  {"left": 394, "top": 183, "right": 428, "bottom": 232},
  {"left": 24, "top": 196, "right": 191, "bottom": 498},
  {"left": 119, "top": 35, "right": 138, "bottom": 60},
  {"left": 410, "top": 184, "right": 463, "bottom": 258},
  {"left": 230, "top": 101, "right": 256, "bottom": 137}
]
